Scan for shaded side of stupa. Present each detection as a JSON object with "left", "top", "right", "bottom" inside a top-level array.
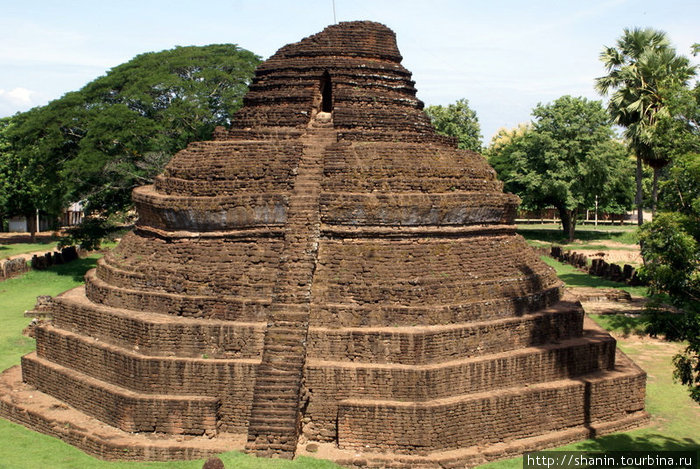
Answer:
[{"left": 0, "top": 21, "right": 648, "bottom": 468}]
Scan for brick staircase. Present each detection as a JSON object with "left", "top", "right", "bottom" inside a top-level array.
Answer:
[{"left": 245, "top": 118, "right": 336, "bottom": 458}]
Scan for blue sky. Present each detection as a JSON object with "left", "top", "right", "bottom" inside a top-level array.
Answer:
[{"left": 0, "top": 0, "right": 697, "bottom": 141}]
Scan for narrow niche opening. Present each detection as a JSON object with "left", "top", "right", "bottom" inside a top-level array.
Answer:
[{"left": 320, "top": 71, "right": 333, "bottom": 112}]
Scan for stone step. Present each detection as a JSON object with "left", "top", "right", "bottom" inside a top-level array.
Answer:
[
  {"left": 247, "top": 424, "right": 299, "bottom": 436},
  {"left": 248, "top": 417, "right": 297, "bottom": 428},
  {"left": 260, "top": 358, "right": 303, "bottom": 371},
  {"left": 253, "top": 384, "right": 300, "bottom": 395},
  {"left": 244, "top": 127, "right": 332, "bottom": 458},
  {"left": 250, "top": 398, "right": 299, "bottom": 410},
  {"left": 247, "top": 407, "right": 297, "bottom": 418},
  {"left": 261, "top": 343, "right": 305, "bottom": 354},
  {"left": 253, "top": 374, "right": 298, "bottom": 385}
]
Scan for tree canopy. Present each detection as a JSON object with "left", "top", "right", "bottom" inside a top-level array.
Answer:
[
  {"left": 486, "top": 96, "right": 634, "bottom": 241},
  {"left": 424, "top": 98, "right": 483, "bottom": 152},
  {"left": 639, "top": 77, "right": 700, "bottom": 404},
  {"left": 1, "top": 44, "right": 260, "bottom": 221},
  {"left": 596, "top": 28, "right": 696, "bottom": 220}
]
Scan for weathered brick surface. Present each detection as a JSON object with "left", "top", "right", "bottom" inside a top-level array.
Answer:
[
  {"left": 304, "top": 333, "right": 616, "bottom": 440},
  {"left": 307, "top": 307, "right": 584, "bottom": 364},
  {"left": 337, "top": 353, "right": 645, "bottom": 454},
  {"left": 100, "top": 232, "right": 284, "bottom": 297},
  {"left": 157, "top": 140, "right": 303, "bottom": 196},
  {"left": 0, "top": 257, "right": 29, "bottom": 280},
  {"left": 52, "top": 287, "right": 264, "bottom": 359},
  {"left": 85, "top": 270, "right": 270, "bottom": 320},
  {"left": 312, "top": 235, "right": 560, "bottom": 308},
  {"left": 22, "top": 354, "right": 218, "bottom": 435},
  {"left": 133, "top": 185, "right": 289, "bottom": 231},
  {"left": 308, "top": 288, "right": 564, "bottom": 327},
  {"left": 33, "top": 326, "right": 256, "bottom": 432}
]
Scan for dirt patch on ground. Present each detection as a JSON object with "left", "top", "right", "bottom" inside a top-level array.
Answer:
[
  {"left": 588, "top": 249, "right": 642, "bottom": 266},
  {"left": 572, "top": 240, "right": 642, "bottom": 266},
  {"left": 0, "top": 232, "right": 60, "bottom": 243}
]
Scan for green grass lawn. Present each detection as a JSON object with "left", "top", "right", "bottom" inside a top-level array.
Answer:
[
  {"left": 541, "top": 256, "right": 647, "bottom": 297},
  {"left": 0, "top": 255, "right": 102, "bottom": 371},
  {"left": 0, "top": 240, "right": 59, "bottom": 259},
  {"left": 517, "top": 223, "right": 638, "bottom": 246}
]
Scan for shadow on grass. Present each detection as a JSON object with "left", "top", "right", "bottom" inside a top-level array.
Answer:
[
  {"left": 590, "top": 314, "right": 650, "bottom": 336},
  {"left": 518, "top": 228, "right": 637, "bottom": 246},
  {"left": 576, "top": 431, "right": 699, "bottom": 453},
  {"left": 558, "top": 272, "right": 631, "bottom": 290},
  {"left": 47, "top": 257, "right": 99, "bottom": 282}
]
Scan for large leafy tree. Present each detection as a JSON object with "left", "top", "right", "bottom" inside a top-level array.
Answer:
[
  {"left": 640, "top": 209, "right": 700, "bottom": 403},
  {"left": 425, "top": 98, "right": 483, "bottom": 152},
  {"left": 640, "top": 68, "right": 700, "bottom": 404},
  {"left": 3, "top": 44, "right": 260, "bottom": 217},
  {"left": 487, "top": 96, "right": 634, "bottom": 241},
  {"left": 0, "top": 115, "right": 65, "bottom": 238},
  {"left": 596, "top": 28, "right": 696, "bottom": 223}
]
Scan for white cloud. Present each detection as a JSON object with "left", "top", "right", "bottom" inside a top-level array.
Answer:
[
  {"left": 0, "top": 87, "right": 40, "bottom": 116},
  {"left": 0, "top": 87, "right": 35, "bottom": 105}
]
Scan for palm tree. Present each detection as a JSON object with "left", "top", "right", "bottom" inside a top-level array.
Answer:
[{"left": 596, "top": 28, "right": 696, "bottom": 224}]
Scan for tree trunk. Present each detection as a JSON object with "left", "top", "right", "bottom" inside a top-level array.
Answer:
[
  {"left": 558, "top": 207, "right": 577, "bottom": 243},
  {"left": 636, "top": 155, "right": 643, "bottom": 226},
  {"left": 652, "top": 166, "right": 659, "bottom": 218},
  {"left": 26, "top": 212, "right": 37, "bottom": 242}
]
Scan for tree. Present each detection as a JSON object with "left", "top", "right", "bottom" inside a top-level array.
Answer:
[
  {"left": 4, "top": 44, "right": 260, "bottom": 217},
  {"left": 487, "top": 96, "right": 634, "bottom": 241},
  {"left": 640, "top": 211, "right": 700, "bottom": 403},
  {"left": 0, "top": 115, "right": 65, "bottom": 239},
  {"left": 425, "top": 99, "right": 483, "bottom": 152},
  {"left": 596, "top": 28, "right": 696, "bottom": 223}
]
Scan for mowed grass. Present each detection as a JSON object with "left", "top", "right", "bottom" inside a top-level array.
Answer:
[
  {"left": 0, "top": 421, "right": 341, "bottom": 469},
  {"left": 540, "top": 256, "right": 647, "bottom": 297},
  {"left": 0, "top": 255, "right": 102, "bottom": 371},
  {"left": 0, "top": 240, "right": 59, "bottom": 259},
  {"left": 0, "top": 256, "right": 343, "bottom": 468},
  {"left": 517, "top": 223, "right": 638, "bottom": 247}
]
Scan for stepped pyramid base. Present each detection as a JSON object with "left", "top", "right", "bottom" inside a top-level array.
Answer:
[
  {"left": 0, "top": 366, "right": 243, "bottom": 461},
  {"left": 1, "top": 347, "right": 649, "bottom": 466},
  {"left": 308, "top": 410, "right": 649, "bottom": 469}
]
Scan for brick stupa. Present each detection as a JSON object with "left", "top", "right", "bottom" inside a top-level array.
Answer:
[{"left": 0, "top": 21, "right": 648, "bottom": 468}]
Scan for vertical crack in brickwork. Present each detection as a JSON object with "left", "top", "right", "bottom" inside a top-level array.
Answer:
[{"left": 245, "top": 118, "right": 336, "bottom": 458}]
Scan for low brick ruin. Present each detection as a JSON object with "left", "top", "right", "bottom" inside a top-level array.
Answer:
[{"left": 0, "top": 21, "right": 648, "bottom": 468}]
